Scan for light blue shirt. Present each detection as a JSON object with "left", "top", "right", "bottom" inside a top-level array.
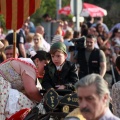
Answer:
[
  {"left": 92, "top": 23, "right": 109, "bottom": 33},
  {"left": 64, "top": 39, "right": 74, "bottom": 61}
]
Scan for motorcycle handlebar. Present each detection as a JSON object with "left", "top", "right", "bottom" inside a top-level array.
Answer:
[{"left": 40, "top": 89, "right": 73, "bottom": 95}]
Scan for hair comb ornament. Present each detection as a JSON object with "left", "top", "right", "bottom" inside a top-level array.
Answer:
[{"left": 30, "top": 50, "right": 37, "bottom": 58}]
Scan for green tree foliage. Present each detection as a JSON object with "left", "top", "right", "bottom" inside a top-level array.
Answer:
[
  {"left": 31, "top": 0, "right": 71, "bottom": 25},
  {"left": 30, "top": 0, "right": 120, "bottom": 29},
  {"left": 0, "top": 15, "right": 6, "bottom": 30},
  {"left": 31, "top": 0, "right": 57, "bottom": 25}
]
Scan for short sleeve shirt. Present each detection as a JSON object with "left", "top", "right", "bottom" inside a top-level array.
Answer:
[{"left": 85, "top": 49, "right": 106, "bottom": 63}]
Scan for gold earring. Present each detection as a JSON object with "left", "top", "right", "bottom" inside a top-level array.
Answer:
[{"left": 36, "top": 63, "right": 38, "bottom": 68}]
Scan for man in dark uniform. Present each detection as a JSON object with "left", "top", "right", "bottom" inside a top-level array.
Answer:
[{"left": 5, "top": 22, "right": 29, "bottom": 58}]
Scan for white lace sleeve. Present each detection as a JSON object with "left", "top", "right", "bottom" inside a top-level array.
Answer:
[{"left": 5, "top": 89, "right": 20, "bottom": 114}]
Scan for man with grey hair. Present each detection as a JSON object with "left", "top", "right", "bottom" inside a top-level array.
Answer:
[
  {"left": 75, "top": 73, "right": 120, "bottom": 120},
  {"left": 4, "top": 45, "right": 19, "bottom": 59}
]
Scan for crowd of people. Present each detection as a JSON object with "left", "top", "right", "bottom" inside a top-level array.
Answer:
[{"left": 0, "top": 16, "right": 120, "bottom": 119}]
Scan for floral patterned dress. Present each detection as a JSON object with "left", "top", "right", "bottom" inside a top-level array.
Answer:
[
  {"left": 0, "top": 58, "right": 38, "bottom": 120},
  {"left": 112, "top": 82, "right": 120, "bottom": 118}
]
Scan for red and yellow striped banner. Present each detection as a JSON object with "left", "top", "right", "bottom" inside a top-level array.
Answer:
[{"left": 0, "top": 0, "right": 41, "bottom": 30}]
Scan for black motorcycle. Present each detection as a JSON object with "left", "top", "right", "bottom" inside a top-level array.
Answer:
[{"left": 24, "top": 88, "right": 79, "bottom": 120}]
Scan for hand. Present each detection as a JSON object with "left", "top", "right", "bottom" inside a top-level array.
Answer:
[{"left": 57, "top": 85, "right": 66, "bottom": 89}]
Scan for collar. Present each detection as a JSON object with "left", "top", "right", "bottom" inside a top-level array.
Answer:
[
  {"left": 19, "top": 58, "right": 36, "bottom": 67},
  {"left": 99, "top": 108, "right": 113, "bottom": 120},
  {"left": 56, "top": 62, "right": 65, "bottom": 71},
  {"left": 20, "top": 29, "right": 25, "bottom": 36}
]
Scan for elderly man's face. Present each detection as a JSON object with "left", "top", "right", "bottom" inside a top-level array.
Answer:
[
  {"left": 77, "top": 84, "right": 107, "bottom": 120},
  {"left": 5, "top": 49, "right": 18, "bottom": 59}
]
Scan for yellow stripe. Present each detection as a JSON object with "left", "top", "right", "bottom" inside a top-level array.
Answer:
[
  {"left": 35, "top": 0, "right": 41, "bottom": 11},
  {"left": 24, "top": 0, "right": 29, "bottom": 22},
  {"left": 1, "top": 0, "right": 6, "bottom": 23},
  {"left": 12, "top": 0, "right": 17, "bottom": 30}
]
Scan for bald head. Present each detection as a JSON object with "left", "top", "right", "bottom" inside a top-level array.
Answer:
[{"left": 36, "top": 25, "right": 44, "bottom": 36}]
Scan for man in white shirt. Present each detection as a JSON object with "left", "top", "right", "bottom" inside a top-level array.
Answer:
[
  {"left": 36, "top": 25, "right": 50, "bottom": 52},
  {"left": 75, "top": 73, "right": 120, "bottom": 120}
]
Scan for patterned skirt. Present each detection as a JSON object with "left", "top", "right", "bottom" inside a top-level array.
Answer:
[{"left": 0, "top": 75, "right": 36, "bottom": 120}]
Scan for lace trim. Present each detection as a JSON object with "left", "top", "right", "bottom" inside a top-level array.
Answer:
[{"left": 0, "top": 58, "right": 39, "bottom": 78}]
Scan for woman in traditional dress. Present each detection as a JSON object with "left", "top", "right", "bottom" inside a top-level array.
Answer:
[{"left": 0, "top": 50, "right": 51, "bottom": 120}]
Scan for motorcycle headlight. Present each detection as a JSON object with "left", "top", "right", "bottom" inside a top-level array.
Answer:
[{"left": 62, "top": 105, "right": 69, "bottom": 113}]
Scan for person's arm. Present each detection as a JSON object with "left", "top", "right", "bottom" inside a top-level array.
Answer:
[
  {"left": 19, "top": 43, "right": 26, "bottom": 58},
  {"left": 42, "top": 66, "right": 54, "bottom": 90},
  {"left": 112, "top": 53, "right": 117, "bottom": 65},
  {"left": 22, "top": 71, "right": 42, "bottom": 102},
  {"left": 100, "top": 62, "right": 106, "bottom": 77},
  {"left": 70, "top": 51, "right": 77, "bottom": 63},
  {"left": 60, "top": 36, "right": 64, "bottom": 42},
  {"left": 99, "top": 50, "right": 106, "bottom": 77},
  {"left": 63, "top": 63, "right": 79, "bottom": 90}
]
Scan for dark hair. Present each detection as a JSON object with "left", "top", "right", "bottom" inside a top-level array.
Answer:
[
  {"left": 96, "top": 17, "right": 102, "bottom": 21},
  {"left": 42, "top": 13, "right": 50, "bottom": 19},
  {"left": 116, "top": 56, "right": 120, "bottom": 70},
  {"left": 87, "top": 16, "right": 93, "bottom": 21},
  {"left": 4, "top": 45, "right": 19, "bottom": 54},
  {"left": 86, "top": 34, "right": 96, "bottom": 39},
  {"left": 111, "top": 28, "right": 120, "bottom": 39},
  {"left": 81, "top": 23, "right": 88, "bottom": 36},
  {"left": 96, "top": 23, "right": 103, "bottom": 32},
  {"left": 31, "top": 50, "right": 51, "bottom": 61},
  {"left": 73, "top": 31, "right": 80, "bottom": 38}
]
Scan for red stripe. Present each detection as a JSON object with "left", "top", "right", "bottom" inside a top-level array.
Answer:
[
  {"left": 17, "top": 0, "right": 24, "bottom": 29},
  {"left": 0, "top": 0, "right": 1, "bottom": 14},
  {"left": 6, "top": 0, "right": 12, "bottom": 29},
  {"left": 29, "top": 0, "right": 35, "bottom": 15}
]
